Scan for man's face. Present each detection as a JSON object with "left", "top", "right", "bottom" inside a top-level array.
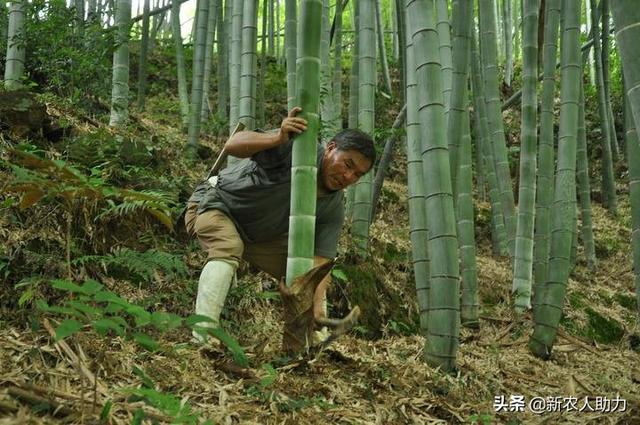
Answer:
[{"left": 320, "top": 141, "right": 372, "bottom": 191}]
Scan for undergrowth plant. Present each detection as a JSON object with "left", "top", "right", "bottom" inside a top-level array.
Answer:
[
  {"left": 4, "top": 146, "right": 175, "bottom": 230},
  {"left": 37, "top": 278, "right": 249, "bottom": 367}
]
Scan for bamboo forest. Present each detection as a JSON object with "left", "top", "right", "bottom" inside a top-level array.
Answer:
[{"left": 3, "top": 0, "right": 640, "bottom": 423}]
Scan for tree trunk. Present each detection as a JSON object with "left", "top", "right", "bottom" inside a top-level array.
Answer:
[
  {"left": 217, "top": 0, "right": 228, "bottom": 121},
  {"left": 229, "top": 0, "right": 243, "bottom": 134},
  {"left": 436, "top": 0, "right": 452, "bottom": 112},
  {"left": 375, "top": 0, "right": 392, "bottom": 95}
]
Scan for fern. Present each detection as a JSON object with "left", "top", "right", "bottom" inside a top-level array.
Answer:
[
  {"left": 73, "top": 248, "right": 188, "bottom": 282},
  {"left": 4, "top": 148, "right": 175, "bottom": 230}
]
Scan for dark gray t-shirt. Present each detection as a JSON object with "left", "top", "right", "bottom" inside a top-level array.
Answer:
[{"left": 189, "top": 140, "right": 344, "bottom": 258}]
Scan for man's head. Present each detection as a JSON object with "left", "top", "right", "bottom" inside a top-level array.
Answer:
[{"left": 320, "top": 129, "right": 375, "bottom": 192}]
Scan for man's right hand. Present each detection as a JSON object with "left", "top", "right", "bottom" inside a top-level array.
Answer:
[{"left": 276, "top": 107, "right": 308, "bottom": 145}]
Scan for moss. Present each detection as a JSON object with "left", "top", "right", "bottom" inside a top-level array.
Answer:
[{"left": 583, "top": 308, "right": 625, "bottom": 344}]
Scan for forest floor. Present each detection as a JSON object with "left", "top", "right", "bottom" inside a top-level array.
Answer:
[{"left": 1, "top": 88, "right": 640, "bottom": 425}]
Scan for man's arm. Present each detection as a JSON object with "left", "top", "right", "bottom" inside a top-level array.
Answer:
[{"left": 224, "top": 107, "right": 308, "bottom": 158}]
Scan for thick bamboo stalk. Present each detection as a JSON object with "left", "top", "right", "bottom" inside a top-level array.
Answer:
[
  {"left": 187, "top": 0, "right": 210, "bottom": 151},
  {"left": 611, "top": 0, "right": 640, "bottom": 143},
  {"left": 529, "top": 0, "right": 581, "bottom": 359},
  {"left": 351, "top": 0, "right": 376, "bottom": 258},
  {"left": 200, "top": 0, "right": 219, "bottom": 122},
  {"left": 320, "top": 0, "right": 332, "bottom": 137},
  {"left": 502, "top": 0, "right": 513, "bottom": 86},
  {"left": 589, "top": 0, "right": 617, "bottom": 214},
  {"left": 471, "top": 27, "right": 508, "bottom": 256},
  {"left": 229, "top": 0, "right": 243, "bottom": 133},
  {"left": 624, "top": 93, "right": 640, "bottom": 312},
  {"left": 345, "top": 1, "right": 360, "bottom": 221},
  {"left": 285, "top": 0, "right": 297, "bottom": 109},
  {"left": 375, "top": 0, "right": 392, "bottom": 95},
  {"left": 407, "top": 0, "right": 460, "bottom": 372},
  {"left": 479, "top": 0, "right": 517, "bottom": 255},
  {"left": 238, "top": 0, "right": 258, "bottom": 129},
  {"left": 436, "top": 0, "right": 452, "bottom": 112},
  {"left": 286, "top": 0, "right": 322, "bottom": 284},
  {"left": 137, "top": 0, "right": 151, "bottom": 111},
  {"left": 4, "top": 0, "right": 26, "bottom": 90},
  {"left": 457, "top": 89, "right": 479, "bottom": 328},
  {"left": 171, "top": 0, "right": 190, "bottom": 129},
  {"left": 446, "top": 0, "right": 473, "bottom": 199},
  {"left": 404, "top": 27, "right": 430, "bottom": 333},
  {"left": 532, "top": 0, "right": 559, "bottom": 302},
  {"left": 109, "top": 0, "right": 132, "bottom": 127},
  {"left": 576, "top": 84, "right": 597, "bottom": 271},
  {"left": 512, "top": 0, "right": 539, "bottom": 313},
  {"left": 217, "top": 0, "right": 228, "bottom": 121}
]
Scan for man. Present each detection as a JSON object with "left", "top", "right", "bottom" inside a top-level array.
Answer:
[{"left": 185, "top": 108, "right": 375, "bottom": 339}]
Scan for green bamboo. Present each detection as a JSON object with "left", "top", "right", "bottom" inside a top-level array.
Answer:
[
  {"left": 351, "top": 0, "right": 376, "bottom": 258},
  {"left": 611, "top": 1, "right": 640, "bottom": 141},
  {"left": 3, "top": 0, "right": 25, "bottom": 90},
  {"left": 625, "top": 93, "right": 640, "bottom": 312},
  {"left": 532, "top": 0, "right": 559, "bottom": 307},
  {"left": 286, "top": 0, "right": 322, "bottom": 285},
  {"left": 471, "top": 27, "right": 508, "bottom": 256},
  {"left": 330, "top": 0, "right": 344, "bottom": 135},
  {"left": 200, "top": 0, "right": 219, "bottom": 122},
  {"left": 171, "top": 0, "right": 190, "bottom": 129},
  {"left": 590, "top": 0, "right": 616, "bottom": 214},
  {"left": 257, "top": 0, "right": 267, "bottom": 127},
  {"left": 187, "top": 0, "right": 210, "bottom": 152},
  {"left": 268, "top": 0, "right": 274, "bottom": 55},
  {"left": 238, "top": 0, "right": 258, "bottom": 129},
  {"left": 479, "top": 0, "right": 517, "bottom": 255},
  {"left": 601, "top": 0, "right": 619, "bottom": 161},
  {"left": 457, "top": 89, "right": 479, "bottom": 328},
  {"left": 436, "top": 0, "right": 452, "bottom": 112},
  {"left": 109, "top": 0, "right": 132, "bottom": 127},
  {"left": 285, "top": 0, "right": 297, "bottom": 109},
  {"left": 217, "top": 0, "right": 228, "bottom": 120},
  {"left": 320, "top": 0, "right": 332, "bottom": 138},
  {"left": 446, "top": 0, "right": 473, "bottom": 199},
  {"left": 405, "top": 28, "right": 430, "bottom": 333},
  {"left": 345, "top": 0, "right": 360, "bottom": 221},
  {"left": 229, "top": 0, "right": 243, "bottom": 133},
  {"left": 502, "top": 0, "right": 513, "bottom": 86},
  {"left": 576, "top": 84, "right": 596, "bottom": 271},
  {"left": 512, "top": 0, "right": 539, "bottom": 313},
  {"left": 529, "top": 0, "right": 581, "bottom": 359},
  {"left": 408, "top": 0, "right": 460, "bottom": 371},
  {"left": 395, "top": 0, "right": 406, "bottom": 106},
  {"left": 375, "top": 0, "right": 392, "bottom": 95},
  {"left": 137, "top": 0, "right": 151, "bottom": 112}
]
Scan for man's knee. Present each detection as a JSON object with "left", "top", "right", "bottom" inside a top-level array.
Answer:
[{"left": 193, "top": 209, "right": 244, "bottom": 262}]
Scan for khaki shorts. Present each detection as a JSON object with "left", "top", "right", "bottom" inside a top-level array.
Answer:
[{"left": 185, "top": 202, "right": 288, "bottom": 279}]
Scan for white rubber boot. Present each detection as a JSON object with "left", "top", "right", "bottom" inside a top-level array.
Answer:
[{"left": 192, "top": 259, "right": 237, "bottom": 343}]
